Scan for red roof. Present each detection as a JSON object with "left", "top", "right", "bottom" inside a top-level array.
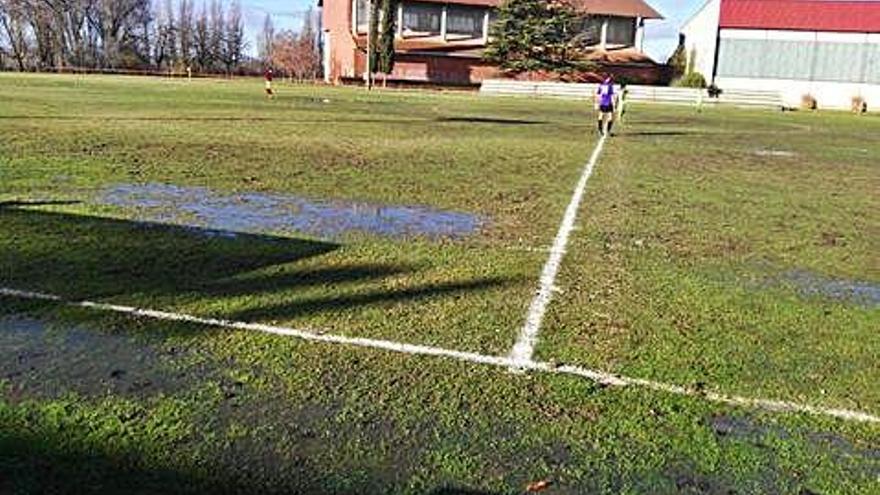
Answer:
[
  {"left": 414, "top": 0, "right": 663, "bottom": 18},
  {"left": 720, "top": 0, "right": 880, "bottom": 33},
  {"left": 575, "top": 0, "right": 663, "bottom": 19}
]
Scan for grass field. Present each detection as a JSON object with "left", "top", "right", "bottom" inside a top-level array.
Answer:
[{"left": 1, "top": 73, "right": 878, "bottom": 494}]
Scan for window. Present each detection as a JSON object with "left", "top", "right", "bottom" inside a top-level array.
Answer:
[
  {"left": 605, "top": 17, "right": 635, "bottom": 46},
  {"left": 403, "top": 2, "right": 442, "bottom": 36},
  {"left": 447, "top": 5, "right": 484, "bottom": 39},
  {"left": 355, "top": 0, "right": 368, "bottom": 33},
  {"left": 578, "top": 17, "right": 603, "bottom": 45}
]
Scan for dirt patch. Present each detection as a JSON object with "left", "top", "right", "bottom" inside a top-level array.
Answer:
[{"left": 100, "top": 183, "right": 486, "bottom": 240}]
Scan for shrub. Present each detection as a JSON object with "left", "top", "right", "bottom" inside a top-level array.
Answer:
[
  {"left": 852, "top": 96, "right": 867, "bottom": 114},
  {"left": 672, "top": 71, "right": 707, "bottom": 88},
  {"left": 801, "top": 94, "right": 817, "bottom": 110}
]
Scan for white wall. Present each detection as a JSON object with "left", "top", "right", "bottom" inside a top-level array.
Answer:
[
  {"left": 716, "top": 29, "right": 880, "bottom": 110},
  {"left": 680, "top": 0, "right": 722, "bottom": 80},
  {"left": 714, "top": 77, "right": 880, "bottom": 110}
]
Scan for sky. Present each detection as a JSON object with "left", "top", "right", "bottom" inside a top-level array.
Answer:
[{"left": 240, "top": 0, "right": 706, "bottom": 62}]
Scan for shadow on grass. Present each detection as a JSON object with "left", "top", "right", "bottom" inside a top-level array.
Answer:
[
  {"left": 228, "top": 276, "right": 512, "bottom": 322},
  {"left": 621, "top": 130, "right": 702, "bottom": 137},
  {"left": 0, "top": 115, "right": 431, "bottom": 125},
  {"left": 2, "top": 428, "right": 497, "bottom": 495},
  {"left": 0, "top": 199, "right": 82, "bottom": 208},
  {"left": 0, "top": 430, "right": 229, "bottom": 495},
  {"left": 0, "top": 206, "right": 338, "bottom": 300},
  {"left": 429, "top": 488, "right": 502, "bottom": 495},
  {"left": 1, "top": 114, "right": 549, "bottom": 127},
  {"left": 436, "top": 116, "right": 546, "bottom": 125},
  {"left": 0, "top": 206, "right": 510, "bottom": 325}
]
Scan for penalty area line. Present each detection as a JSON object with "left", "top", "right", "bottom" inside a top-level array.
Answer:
[{"left": 1, "top": 286, "right": 878, "bottom": 424}]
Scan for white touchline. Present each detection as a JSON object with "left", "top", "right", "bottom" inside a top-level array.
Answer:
[
  {"left": 3, "top": 286, "right": 877, "bottom": 423},
  {"left": 509, "top": 135, "right": 607, "bottom": 365}
]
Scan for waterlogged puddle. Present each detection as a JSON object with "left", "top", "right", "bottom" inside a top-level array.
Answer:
[
  {"left": 782, "top": 270, "right": 880, "bottom": 307},
  {"left": 712, "top": 415, "right": 880, "bottom": 462},
  {"left": 0, "top": 316, "right": 191, "bottom": 400},
  {"left": 100, "top": 183, "right": 485, "bottom": 240}
]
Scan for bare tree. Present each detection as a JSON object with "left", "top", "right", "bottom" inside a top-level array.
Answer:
[
  {"left": 152, "top": 0, "right": 176, "bottom": 68},
  {"left": 0, "top": 0, "right": 30, "bottom": 70},
  {"left": 29, "top": 3, "right": 61, "bottom": 69},
  {"left": 270, "top": 29, "right": 295, "bottom": 79},
  {"left": 91, "top": 0, "right": 151, "bottom": 68},
  {"left": 258, "top": 12, "right": 273, "bottom": 63},
  {"left": 192, "top": 1, "right": 210, "bottom": 70},
  {"left": 298, "top": 7, "right": 321, "bottom": 80},
  {"left": 177, "top": 0, "right": 193, "bottom": 65},
  {"left": 222, "top": 0, "right": 243, "bottom": 73},
  {"left": 0, "top": 0, "right": 252, "bottom": 73},
  {"left": 208, "top": 0, "right": 223, "bottom": 71},
  {"left": 270, "top": 10, "right": 321, "bottom": 82}
]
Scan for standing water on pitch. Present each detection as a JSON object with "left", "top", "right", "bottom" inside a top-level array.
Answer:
[{"left": 100, "top": 183, "right": 486, "bottom": 240}]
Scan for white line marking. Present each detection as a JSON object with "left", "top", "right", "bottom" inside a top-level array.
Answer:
[
  {"left": 3, "top": 286, "right": 877, "bottom": 423},
  {"left": 509, "top": 136, "right": 607, "bottom": 364},
  {"left": 0, "top": 288, "right": 512, "bottom": 368}
]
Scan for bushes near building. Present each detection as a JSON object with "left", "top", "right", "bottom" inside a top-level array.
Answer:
[{"left": 673, "top": 71, "right": 707, "bottom": 88}]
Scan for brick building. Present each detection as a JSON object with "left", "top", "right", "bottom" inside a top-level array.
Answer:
[{"left": 319, "top": 0, "right": 665, "bottom": 85}]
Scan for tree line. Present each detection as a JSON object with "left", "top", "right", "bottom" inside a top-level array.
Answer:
[{"left": 0, "top": 0, "right": 253, "bottom": 74}]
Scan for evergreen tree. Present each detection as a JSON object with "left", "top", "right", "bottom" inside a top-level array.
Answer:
[
  {"left": 485, "top": 0, "right": 592, "bottom": 74},
  {"left": 667, "top": 33, "right": 687, "bottom": 78},
  {"left": 375, "top": 0, "right": 396, "bottom": 76}
]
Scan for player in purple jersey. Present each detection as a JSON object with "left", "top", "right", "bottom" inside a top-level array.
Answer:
[{"left": 595, "top": 74, "right": 615, "bottom": 136}]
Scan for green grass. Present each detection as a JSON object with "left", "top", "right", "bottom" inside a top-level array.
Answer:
[
  {"left": 540, "top": 107, "right": 880, "bottom": 409},
  {"left": 1, "top": 73, "right": 878, "bottom": 494}
]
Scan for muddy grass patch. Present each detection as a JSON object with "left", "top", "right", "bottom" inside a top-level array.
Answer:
[{"left": 0, "top": 315, "right": 203, "bottom": 401}]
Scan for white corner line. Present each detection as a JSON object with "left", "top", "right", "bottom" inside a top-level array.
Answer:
[
  {"left": 4, "top": 286, "right": 877, "bottom": 424},
  {"left": 0, "top": 287, "right": 512, "bottom": 368},
  {"left": 509, "top": 135, "right": 607, "bottom": 364}
]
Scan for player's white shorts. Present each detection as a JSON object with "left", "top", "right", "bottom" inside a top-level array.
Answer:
[{"left": 265, "top": 81, "right": 272, "bottom": 90}]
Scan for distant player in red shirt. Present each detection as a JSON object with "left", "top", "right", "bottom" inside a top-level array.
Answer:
[{"left": 264, "top": 68, "right": 274, "bottom": 99}]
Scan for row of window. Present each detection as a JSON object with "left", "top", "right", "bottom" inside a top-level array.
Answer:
[
  {"left": 356, "top": 1, "right": 491, "bottom": 38},
  {"left": 354, "top": 0, "right": 636, "bottom": 46},
  {"left": 576, "top": 17, "right": 636, "bottom": 47}
]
